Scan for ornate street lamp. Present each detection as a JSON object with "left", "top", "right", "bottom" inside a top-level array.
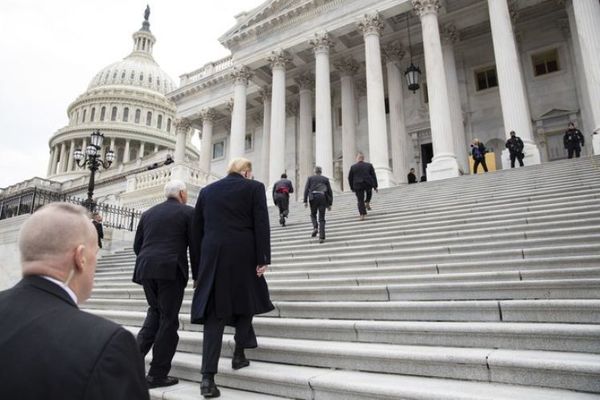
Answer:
[
  {"left": 74, "top": 130, "right": 114, "bottom": 211},
  {"left": 405, "top": 13, "right": 421, "bottom": 93}
]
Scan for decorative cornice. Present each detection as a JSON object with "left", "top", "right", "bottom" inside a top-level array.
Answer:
[
  {"left": 310, "top": 32, "right": 334, "bottom": 55},
  {"left": 267, "top": 48, "right": 291, "bottom": 69},
  {"left": 508, "top": 0, "right": 519, "bottom": 25},
  {"left": 333, "top": 57, "right": 359, "bottom": 77},
  {"left": 226, "top": 98, "right": 235, "bottom": 113},
  {"left": 440, "top": 24, "right": 459, "bottom": 45},
  {"left": 381, "top": 42, "right": 406, "bottom": 63},
  {"left": 231, "top": 65, "right": 252, "bottom": 85},
  {"left": 412, "top": 0, "right": 441, "bottom": 18},
  {"left": 200, "top": 108, "right": 216, "bottom": 123},
  {"left": 295, "top": 71, "right": 315, "bottom": 90},
  {"left": 358, "top": 12, "right": 385, "bottom": 37},
  {"left": 174, "top": 118, "right": 192, "bottom": 134}
]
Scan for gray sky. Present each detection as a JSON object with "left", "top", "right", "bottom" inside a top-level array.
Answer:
[{"left": 0, "top": 0, "right": 265, "bottom": 188}]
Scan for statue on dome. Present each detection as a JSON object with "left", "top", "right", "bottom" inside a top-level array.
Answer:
[{"left": 144, "top": 5, "right": 150, "bottom": 22}]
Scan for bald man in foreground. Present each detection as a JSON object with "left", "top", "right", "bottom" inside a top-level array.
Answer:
[{"left": 0, "top": 203, "right": 149, "bottom": 400}]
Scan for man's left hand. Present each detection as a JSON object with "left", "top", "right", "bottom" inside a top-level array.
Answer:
[{"left": 256, "top": 265, "right": 268, "bottom": 277}]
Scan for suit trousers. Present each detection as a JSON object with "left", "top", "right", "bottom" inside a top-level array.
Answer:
[
  {"left": 510, "top": 152, "right": 524, "bottom": 168},
  {"left": 274, "top": 196, "right": 289, "bottom": 217},
  {"left": 137, "top": 277, "right": 186, "bottom": 377},
  {"left": 354, "top": 187, "right": 373, "bottom": 216},
  {"left": 473, "top": 158, "right": 488, "bottom": 173},
  {"left": 568, "top": 147, "right": 581, "bottom": 159},
  {"left": 200, "top": 291, "right": 257, "bottom": 375},
  {"left": 309, "top": 194, "right": 328, "bottom": 239}
]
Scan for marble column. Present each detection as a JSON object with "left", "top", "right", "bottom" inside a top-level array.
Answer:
[
  {"left": 46, "top": 147, "right": 54, "bottom": 176},
  {"left": 49, "top": 145, "right": 59, "bottom": 176},
  {"left": 174, "top": 118, "right": 191, "bottom": 164},
  {"left": 199, "top": 108, "right": 216, "bottom": 173},
  {"left": 123, "top": 139, "right": 131, "bottom": 163},
  {"left": 268, "top": 49, "right": 289, "bottom": 186},
  {"left": 296, "top": 72, "right": 315, "bottom": 191},
  {"left": 412, "top": 1, "right": 460, "bottom": 180},
  {"left": 229, "top": 65, "right": 252, "bottom": 160},
  {"left": 66, "top": 140, "right": 75, "bottom": 172},
  {"left": 570, "top": 0, "right": 600, "bottom": 154},
  {"left": 382, "top": 42, "right": 411, "bottom": 184},
  {"left": 139, "top": 141, "right": 145, "bottom": 159},
  {"left": 311, "top": 33, "right": 335, "bottom": 181},
  {"left": 59, "top": 142, "right": 67, "bottom": 173},
  {"left": 358, "top": 14, "right": 394, "bottom": 187},
  {"left": 441, "top": 24, "right": 469, "bottom": 173},
  {"left": 259, "top": 89, "right": 271, "bottom": 183},
  {"left": 154, "top": 143, "right": 159, "bottom": 153},
  {"left": 79, "top": 138, "right": 87, "bottom": 170},
  {"left": 487, "top": 0, "right": 541, "bottom": 167},
  {"left": 334, "top": 58, "right": 359, "bottom": 191}
]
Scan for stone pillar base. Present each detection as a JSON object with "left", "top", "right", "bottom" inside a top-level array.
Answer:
[
  {"left": 592, "top": 132, "right": 600, "bottom": 155},
  {"left": 426, "top": 156, "right": 461, "bottom": 181},
  {"left": 501, "top": 143, "right": 541, "bottom": 170},
  {"left": 374, "top": 167, "right": 396, "bottom": 189}
]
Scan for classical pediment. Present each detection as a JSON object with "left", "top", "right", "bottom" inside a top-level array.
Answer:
[{"left": 536, "top": 108, "right": 577, "bottom": 120}]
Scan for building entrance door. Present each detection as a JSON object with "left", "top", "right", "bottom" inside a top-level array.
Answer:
[{"left": 421, "top": 143, "right": 433, "bottom": 179}]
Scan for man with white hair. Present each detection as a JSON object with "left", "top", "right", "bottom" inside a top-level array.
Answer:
[
  {"left": 0, "top": 203, "right": 149, "bottom": 400},
  {"left": 133, "top": 180, "right": 197, "bottom": 388}
]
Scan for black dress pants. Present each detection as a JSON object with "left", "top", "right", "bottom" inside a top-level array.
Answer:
[
  {"left": 510, "top": 152, "right": 524, "bottom": 168},
  {"left": 354, "top": 187, "right": 373, "bottom": 216},
  {"left": 274, "top": 195, "right": 289, "bottom": 218},
  {"left": 568, "top": 147, "right": 581, "bottom": 158},
  {"left": 473, "top": 158, "right": 488, "bottom": 173},
  {"left": 200, "top": 291, "right": 257, "bottom": 375},
  {"left": 309, "top": 194, "right": 327, "bottom": 239},
  {"left": 137, "top": 277, "right": 186, "bottom": 377}
]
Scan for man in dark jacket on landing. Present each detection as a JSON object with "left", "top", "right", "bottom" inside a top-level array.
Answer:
[
  {"left": 505, "top": 131, "right": 525, "bottom": 168},
  {"left": 272, "top": 173, "right": 294, "bottom": 226},
  {"left": 304, "top": 166, "right": 333, "bottom": 243},
  {"left": 348, "top": 152, "right": 378, "bottom": 220},
  {"left": 564, "top": 122, "right": 585, "bottom": 159},
  {"left": 133, "top": 179, "right": 196, "bottom": 389}
]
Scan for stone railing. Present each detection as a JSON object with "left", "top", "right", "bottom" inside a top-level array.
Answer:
[
  {"left": 0, "top": 177, "right": 62, "bottom": 196},
  {"left": 126, "top": 163, "right": 221, "bottom": 192},
  {"left": 179, "top": 55, "right": 233, "bottom": 86}
]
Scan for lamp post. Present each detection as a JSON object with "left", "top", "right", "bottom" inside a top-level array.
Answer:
[{"left": 73, "top": 130, "right": 115, "bottom": 211}]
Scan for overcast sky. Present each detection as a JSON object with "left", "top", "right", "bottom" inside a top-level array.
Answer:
[{"left": 0, "top": 0, "right": 265, "bottom": 188}]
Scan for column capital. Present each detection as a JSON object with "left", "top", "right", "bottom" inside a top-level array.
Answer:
[
  {"left": 358, "top": 13, "right": 384, "bottom": 37},
  {"left": 310, "top": 32, "right": 334, "bottom": 55},
  {"left": 231, "top": 65, "right": 252, "bottom": 85},
  {"left": 295, "top": 71, "right": 315, "bottom": 90},
  {"left": 174, "top": 118, "right": 192, "bottom": 134},
  {"left": 259, "top": 87, "right": 271, "bottom": 102},
  {"left": 381, "top": 42, "right": 406, "bottom": 63},
  {"left": 440, "top": 23, "right": 459, "bottom": 45},
  {"left": 412, "top": 0, "right": 441, "bottom": 18},
  {"left": 200, "top": 108, "right": 216, "bottom": 123},
  {"left": 253, "top": 110, "right": 264, "bottom": 125},
  {"left": 226, "top": 98, "right": 234, "bottom": 114},
  {"left": 334, "top": 57, "right": 360, "bottom": 77},
  {"left": 267, "top": 48, "right": 290, "bottom": 70},
  {"left": 508, "top": 0, "right": 519, "bottom": 24}
]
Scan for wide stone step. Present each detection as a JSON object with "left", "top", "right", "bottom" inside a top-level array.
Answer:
[{"left": 149, "top": 380, "right": 288, "bottom": 400}]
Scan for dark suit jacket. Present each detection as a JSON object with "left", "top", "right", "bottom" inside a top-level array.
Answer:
[
  {"left": 133, "top": 198, "right": 196, "bottom": 284},
  {"left": 0, "top": 276, "right": 149, "bottom": 400},
  {"left": 303, "top": 175, "right": 333, "bottom": 206},
  {"left": 191, "top": 173, "right": 273, "bottom": 323},
  {"left": 348, "top": 161, "right": 378, "bottom": 191},
  {"left": 272, "top": 178, "right": 294, "bottom": 203}
]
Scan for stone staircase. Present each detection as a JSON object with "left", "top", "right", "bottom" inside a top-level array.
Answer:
[{"left": 85, "top": 156, "right": 600, "bottom": 399}]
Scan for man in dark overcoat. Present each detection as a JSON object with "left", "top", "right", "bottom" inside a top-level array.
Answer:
[
  {"left": 272, "top": 172, "right": 294, "bottom": 226},
  {"left": 0, "top": 203, "right": 149, "bottom": 400},
  {"left": 348, "top": 152, "right": 378, "bottom": 220},
  {"left": 303, "top": 166, "right": 334, "bottom": 243},
  {"left": 133, "top": 180, "right": 196, "bottom": 389},
  {"left": 191, "top": 157, "right": 273, "bottom": 398}
]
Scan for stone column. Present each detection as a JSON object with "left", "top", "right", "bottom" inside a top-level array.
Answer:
[
  {"left": 80, "top": 138, "right": 87, "bottom": 170},
  {"left": 123, "top": 139, "right": 131, "bottom": 163},
  {"left": 487, "top": 0, "right": 541, "bottom": 167},
  {"left": 311, "top": 33, "right": 335, "bottom": 180},
  {"left": 358, "top": 14, "right": 394, "bottom": 187},
  {"left": 46, "top": 147, "right": 54, "bottom": 176},
  {"left": 412, "top": 1, "right": 460, "bottom": 180},
  {"left": 139, "top": 141, "right": 145, "bottom": 159},
  {"left": 441, "top": 24, "right": 469, "bottom": 173},
  {"left": 66, "top": 139, "right": 75, "bottom": 172},
  {"left": 334, "top": 58, "right": 359, "bottom": 191},
  {"left": 199, "top": 108, "right": 216, "bottom": 173},
  {"left": 154, "top": 143, "right": 159, "bottom": 153},
  {"left": 268, "top": 49, "right": 289, "bottom": 186},
  {"left": 296, "top": 72, "right": 315, "bottom": 192},
  {"left": 49, "top": 146, "right": 59, "bottom": 176},
  {"left": 59, "top": 142, "right": 67, "bottom": 173},
  {"left": 382, "top": 42, "right": 411, "bottom": 184},
  {"left": 229, "top": 65, "right": 252, "bottom": 160},
  {"left": 259, "top": 89, "right": 272, "bottom": 183},
  {"left": 570, "top": 0, "right": 600, "bottom": 154},
  {"left": 110, "top": 137, "right": 115, "bottom": 152},
  {"left": 174, "top": 118, "right": 191, "bottom": 164}
]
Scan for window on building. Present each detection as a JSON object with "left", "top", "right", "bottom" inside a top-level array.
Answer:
[
  {"left": 157, "top": 77, "right": 160, "bottom": 86},
  {"left": 337, "top": 107, "right": 343, "bottom": 127},
  {"left": 167, "top": 118, "right": 172, "bottom": 132},
  {"left": 149, "top": 75, "right": 152, "bottom": 83},
  {"left": 112, "top": 71, "right": 117, "bottom": 79},
  {"left": 123, "top": 107, "right": 129, "bottom": 122},
  {"left": 312, "top": 117, "right": 316, "bottom": 133},
  {"left": 146, "top": 111, "right": 152, "bottom": 126},
  {"left": 121, "top": 71, "right": 126, "bottom": 79},
  {"left": 157, "top": 115, "right": 163, "bottom": 129},
  {"left": 212, "top": 141, "right": 225, "bottom": 160},
  {"left": 135, "top": 109, "right": 141, "bottom": 123},
  {"left": 423, "top": 83, "right": 429, "bottom": 104},
  {"left": 111, "top": 107, "right": 117, "bottom": 121},
  {"left": 90, "top": 107, "right": 96, "bottom": 122},
  {"left": 100, "top": 106, "right": 106, "bottom": 121},
  {"left": 245, "top": 134, "right": 253, "bottom": 151},
  {"left": 475, "top": 67, "right": 498, "bottom": 91},
  {"left": 130, "top": 71, "right": 135, "bottom": 80},
  {"left": 532, "top": 48, "right": 560, "bottom": 76},
  {"left": 140, "top": 73, "right": 144, "bottom": 81},
  {"left": 82, "top": 109, "right": 87, "bottom": 122},
  {"left": 384, "top": 98, "right": 390, "bottom": 114}
]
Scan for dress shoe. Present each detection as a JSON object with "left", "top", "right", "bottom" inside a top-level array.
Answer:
[
  {"left": 365, "top": 202, "right": 371, "bottom": 211},
  {"left": 311, "top": 229, "right": 318, "bottom": 237},
  {"left": 146, "top": 375, "right": 179, "bottom": 389},
  {"left": 319, "top": 238, "right": 325, "bottom": 244},
  {"left": 200, "top": 377, "right": 220, "bottom": 398},
  {"left": 359, "top": 214, "right": 365, "bottom": 221},
  {"left": 232, "top": 348, "right": 250, "bottom": 370}
]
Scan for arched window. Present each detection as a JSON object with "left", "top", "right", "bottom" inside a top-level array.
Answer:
[
  {"left": 149, "top": 75, "right": 152, "bottom": 83},
  {"left": 111, "top": 107, "right": 117, "bottom": 121},
  {"left": 135, "top": 109, "right": 141, "bottom": 123},
  {"left": 112, "top": 71, "right": 117, "bottom": 79},
  {"left": 121, "top": 71, "right": 126, "bottom": 79},
  {"left": 82, "top": 109, "right": 87, "bottom": 122},
  {"left": 123, "top": 107, "right": 129, "bottom": 122},
  {"left": 157, "top": 77, "right": 160, "bottom": 86},
  {"left": 146, "top": 111, "right": 152, "bottom": 126},
  {"left": 90, "top": 107, "right": 96, "bottom": 122},
  {"left": 139, "top": 73, "right": 144, "bottom": 81},
  {"left": 166, "top": 118, "right": 171, "bottom": 132},
  {"left": 100, "top": 106, "right": 106, "bottom": 121},
  {"left": 130, "top": 71, "right": 135, "bottom": 80},
  {"left": 157, "top": 115, "right": 163, "bottom": 129}
]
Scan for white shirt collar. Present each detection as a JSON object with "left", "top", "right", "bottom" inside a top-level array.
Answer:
[{"left": 41, "top": 275, "right": 79, "bottom": 305}]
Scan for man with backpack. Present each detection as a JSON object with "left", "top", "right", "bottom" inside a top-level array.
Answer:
[{"left": 471, "top": 139, "right": 488, "bottom": 174}]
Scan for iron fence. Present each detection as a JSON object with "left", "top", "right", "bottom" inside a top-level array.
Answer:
[{"left": 0, "top": 188, "right": 141, "bottom": 231}]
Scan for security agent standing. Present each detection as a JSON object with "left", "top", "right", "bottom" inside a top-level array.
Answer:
[
  {"left": 133, "top": 180, "right": 197, "bottom": 389},
  {"left": 303, "top": 166, "right": 333, "bottom": 243},
  {"left": 272, "top": 173, "right": 294, "bottom": 226},
  {"left": 564, "top": 122, "right": 585, "bottom": 159},
  {"left": 407, "top": 168, "right": 417, "bottom": 184},
  {"left": 505, "top": 131, "right": 525, "bottom": 168},
  {"left": 348, "top": 152, "right": 378, "bottom": 220}
]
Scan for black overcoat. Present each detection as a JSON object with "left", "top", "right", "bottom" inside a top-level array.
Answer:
[
  {"left": 190, "top": 173, "right": 274, "bottom": 324},
  {"left": 348, "top": 161, "right": 378, "bottom": 191}
]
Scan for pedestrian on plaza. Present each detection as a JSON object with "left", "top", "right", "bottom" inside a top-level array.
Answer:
[
  {"left": 564, "top": 122, "right": 585, "bottom": 159},
  {"left": 471, "top": 138, "right": 489, "bottom": 173},
  {"left": 0, "top": 203, "right": 149, "bottom": 400},
  {"left": 407, "top": 168, "right": 417, "bottom": 184},
  {"left": 132, "top": 180, "right": 196, "bottom": 389},
  {"left": 191, "top": 158, "right": 273, "bottom": 398},
  {"left": 272, "top": 173, "right": 294, "bottom": 226},
  {"left": 505, "top": 131, "right": 525, "bottom": 168},
  {"left": 92, "top": 212, "right": 104, "bottom": 248},
  {"left": 348, "top": 152, "right": 378, "bottom": 220},
  {"left": 304, "top": 166, "right": 333, "bottom": 243}
]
